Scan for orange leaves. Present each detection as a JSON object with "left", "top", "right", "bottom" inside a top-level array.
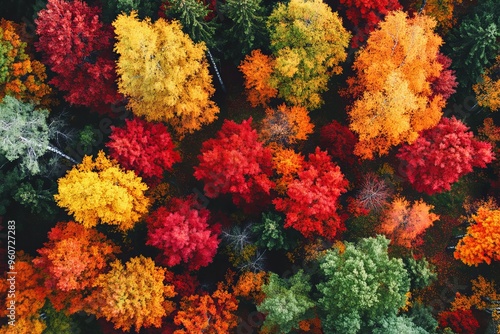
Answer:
[
  {"left": 379, "top": 196, "right": 439, "bottom": 248},
  {"left": 347, "top": 11, "right": 445, "bottom": 159},
  {"left": 90, "top": 256, "right": 176, "bottom": 332},
  {"left": 454, "top": 206, "right": 500, "bottom": 266},
  {"left": 239, "top": 49, "right": 278, "bottom": 107},
  {"left": 34, "top": 222, "right": 120, "bottom": 292},
  {"left": 233, "top": 271, "right": 267, "bottom": 303},
  {"left": 272, "top": 147, "right": 305, "bottom": 194},
  {"left": 174, "top": 287, "right": 239, "bottom": 333},
  {"left": 474, "top": 56, "right": 500, "bottom": 112},
  {"left": 0, "top": 19, "right": 51, "bottom": 105},
  {"left": 54, "top": 151, "right": 150, "bottom": 232},
  {"left": 261, "top": 104, "right": 314, "bottom": 145}
]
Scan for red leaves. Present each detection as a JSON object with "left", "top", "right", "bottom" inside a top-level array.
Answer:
[
  {"left": 438, "top": 309, "right": 479, "bottom": 334},
  {"left": 273, "top": 147, "right": 348, "bottom": 240},
  {"left": 194, "top": 118, "right": 274, "bottom": 210},
  {"left": 319, "top": 120, "right": 358, "bottom": 165},
  {"left": 146, "top": 196, "right": 221, "bottom": 270},
  {"left": 107, "top": 118, "right": 181, "bottom": 182},
  {"left": 397, "top": 117, "right": 495, "bottom": 195},
  {"left": 35, "top": 0, "right": 120, "bottom": 110},
  {"left": 431, "top": 54, "right": 458, "bottom": 100}
]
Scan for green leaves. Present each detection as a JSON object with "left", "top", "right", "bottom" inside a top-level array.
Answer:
[
  {"left": 257, "top": 270, "right": 315, "bottom": 333},
  {"left": 0, "top": 96, "right": 50, "bottom": 174},
  {"left": 317, "top": 236, "right": 411, "bottom": 333},
  {"left": 252, "top": 212, "right": 294, "bottom": 251}
]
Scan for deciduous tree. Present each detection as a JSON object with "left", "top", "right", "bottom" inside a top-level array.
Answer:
[
  {"left": 260, "top": 104, "right": 314, "bottom": 146},
  {"left": 397, "top": 117, "right": 495, "bottom": 195},
  {"left": 271, "top": 147, "right": 304, "bottom": 194},
  {"left": 174, "top": 285, "right": 239, "bottom": 333},
  {"left": 107, "top": 118, "right": 181, "bottom": 181},
  {"left": 379, "top": 196, "right": 439, "bottom": 248},
  {"left": 347, "top": 11, "right": 446, "bottom": 159},
  {"left": 454, "top": 206, "right": 500, "bottom": 266},
  {"left": 474, "top": 55, "right": 500, "bottom": 112},
  {"left": 35, "top": 0, "right": 120, "bottom": 109},
  {"left": 0, "top": 19, "right": 51, "bottom": 105},
  {"left": 319, "top": 120, "right": 358, "bottom": 165},
  {"left": 113, "top": 11, "right": 219, "bottom": 136},
  {"left": 54, "top": 151, "right": 150, "bottom": 232},
  {"left": 89, "top": 256, "right": 176, "bottom": 332},
  {"left": 194, "top": 118, "right": 274, "bottom": 209},
  {"left": 239, "top": 49, "right": 278, "bottom": 107},
  {"left": 34, "top": 222, "right": 120, "bottom": 292},
  {"left": 317, "top": 236, "right": 411, "bottom": 333},
  {"left": 273, "top": 147, "right": 348, "bottom": 240},
  {"left": 438, "top": 309, "right": 480, "bottom": 334},
  {"left": 146, "top": 196, "right": 221, "bottom": 270}
]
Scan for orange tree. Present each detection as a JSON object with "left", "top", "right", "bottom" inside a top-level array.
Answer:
[{"left": 346, "top": 11, "right": 446, "bottom": 159}]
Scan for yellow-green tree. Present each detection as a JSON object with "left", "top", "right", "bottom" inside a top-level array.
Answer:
[
  {"left": 240, "top": 0, "right": 350, "bottom": 110},
  {"left": 347, "top": 11, "right": 445, "bottom": 159},
  {"left": 113, "top": 11, "right": 219, "bottom": 136},
  {"left": 89, "top": 256, "right": 176, "bottom": 332},
  {"left": 474, "top": 55, "right": 500, "bottom": 112},
  {"left": 54, "top": 151, "right": 149, "bottom": 232}
]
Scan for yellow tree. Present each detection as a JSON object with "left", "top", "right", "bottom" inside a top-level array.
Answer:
[
  {"left": 474, "top": 55, "right": 500, "bottom": 112},
  {"left": 113, "top": 11, "right": 219, "bottom": 136},
  {"left": 347, "top": 11, "right": 445, "bottom": 159},
  {"left": 54, "top": 151, "right": 149, "bottom": 232},
  {"left": 89, "top": 256, "right": 176, "bottom": 332},
  {"left": 454, "top": 206, "right": 500, "bottom": 266}
]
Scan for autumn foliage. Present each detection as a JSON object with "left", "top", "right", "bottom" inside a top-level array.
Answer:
[
  {"left": 35, "top": 0, "right": 120, "bottom": 109},
  {"left": 0, "top": 19, "right": 51, "bottom": 105},
  {"left": 239, "top": 49, "right": 278, "bottom": 107},
  {"left": 454, "top": 206, "right": 500, "bottom": 266},
  {"left": 89, "top": 256, "right": 176, "bottom": 332},
  {"left": 339, "top": 0, "right": 401, "bottom": 47},
  {"left": 397, "top": 117, "right": 495, "bottom": 195},
  {"left": 34, "top": 222, "right": 120, "bottom": 292},
  {"left": 173, "top": 286, "right": 239, "bottom": 333},
  {"left": 54, "top": 151, "right": 150, "bottom": 232},
  {"left": 273, "top": 147, "right": 348, "bottom": 240},
  {"left": 438, "top": 309, "right": 480, "bottom": 334},
  {"left": 260, "top": 104, "right": 314, "bottom": 146},
  {"left": 319, "top": 120, "right": 358, "bottom": 165},
  {"left": 107, "top": 118, "right": 181, "bottom": 181},
  {"left": 146, "top": 196, "right": 221, "bottom": 270},
  {"left": 347, "top": 11, "right": 447, "bottom": 159},
  {"left": 113, "top": 11, "right": 219, "bottom": 136},
  {"left": 473, "top": 55, "right": 500, "bottom": 112},
  {"left": 194, "top": 118, "right": 274, "bottom": 209},
  {"left": 271, "top": 147, "right": 305, "bottom": 194},
  {"left": 379, "top": 196, "right": 439, "bottom": 248}
]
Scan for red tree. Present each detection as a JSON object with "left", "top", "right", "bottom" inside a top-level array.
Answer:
[
  {"left": 319, "top": 120, "right": 358, "bottom": 165},
  {"left": 193, "top": 118, "right": 275, "bottom": 210},
  {"left": 273, "top": 147, "right": 349, "bottom": 240},
  {"left": 397, "top": 117, "right": 495, "bottom": 195},
  {"left": 339, "top": 0, "right": 402, "bottom": 47},
  {"left": 107, "top": 118, "right": 181, "bottom": 182},
  {"left": 146, "top": 196, "right": 221, "bottom": 270},
  {"left": 438, "top": 309, "right": 480, "bottom": 334},
  {"left": 34, "top": 222, "right": 120, "bottom": 292},
  {"left": 35, "top": 0, "right": 120, "bottom": 110},
  {"left": 431, "top": 54, "right": 458, "bottom": 100}
]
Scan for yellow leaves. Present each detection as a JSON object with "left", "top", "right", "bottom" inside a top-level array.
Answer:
[
  {"left": 54, "top": 151, "right": 149, "bottom": 232},
  {"left": 474, "top": 56, "right": 500, "bottom": 112},
  {"left": 451, "top": 276, "right": 499, "bottom": 314},
  {"left": 90, "top": 256, "right": 175, "bottom": 332},
  {"left": 113, "top": 11, "right": 219, "bottom": 137}
]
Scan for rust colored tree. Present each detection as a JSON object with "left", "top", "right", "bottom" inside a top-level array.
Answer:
[
  {"left": 260, "top": 104, "right": 314, "bottom": 146},
  {"left": 273, "top": 147, "right": 348, "bottom": 240},
  {"left": 379, "top": 196, "right": 439, "bottom": 248},
  {"left": 319, "top": 120, "right": 358, "bottom": 165}
]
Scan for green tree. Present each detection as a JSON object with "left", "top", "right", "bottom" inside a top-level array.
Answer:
[
  {"left": 257, "top": 270, "right": 315, "bottom": 333},
  {"left": 317, "top": 235, "right": 411, "bottom": 333},
  {"left": 252, "top": 212, "right": 295, "bottom": 251},
  {"left": 445, "top": 0, "right": 500, "bottom": 88},
  {"left": 372, "top": 315, "right": 430, "bottom": 334},
  {"left": 101, "top": 0, "right": 162, "bottom": 23},
  {"left": 40, "top": 302, "right": 77, "bottom": 334},
  {"left": 0, "top": 96, "right": 76, "bottom": 175},
  {"left": 220, "top": 0, "right": 267, "bottom": 60},
  {"left": 404, "top": 256, "right": 437, "bottom": 290}
]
